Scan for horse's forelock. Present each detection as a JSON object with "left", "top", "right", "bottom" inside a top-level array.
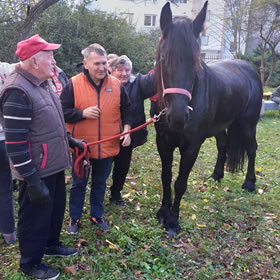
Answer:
[{"left": 155, "top": 16, "right": 201, "bottom": 106}]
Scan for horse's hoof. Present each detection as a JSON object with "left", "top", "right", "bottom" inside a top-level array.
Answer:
[
  {"left": 211, "top": 172, "right": 223, "bottom": 182},
  {"left": 242, "top": 181, "right": 256, "bottom": 192}
]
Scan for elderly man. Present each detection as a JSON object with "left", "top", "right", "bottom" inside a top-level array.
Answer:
[
  {"left": 109, "top": 55, "right": 155, "bottom": 205},
  {"left": 0, "top": 34, "right": 84, "bottom": 279},
  {"left": 60, "top": 43, "right": 131, "bottom": 234}
]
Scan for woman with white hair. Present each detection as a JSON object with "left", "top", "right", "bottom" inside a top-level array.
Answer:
[{"left": 109, "top": 55, "right": 155, "bottom": 205}]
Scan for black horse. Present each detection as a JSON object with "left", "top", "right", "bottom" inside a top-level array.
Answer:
[{"left": 154, "top": 1, "right": 263, "bottom": 236}]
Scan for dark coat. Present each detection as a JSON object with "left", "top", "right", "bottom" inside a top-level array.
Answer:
[{"left": 125, "top": 73, "right": 155, "bottom": 148}]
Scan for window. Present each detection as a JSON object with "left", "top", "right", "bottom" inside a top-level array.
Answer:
[
  {"left": 173, "top": 0, "right": 187, "bottom": 3},
  {"left": 121, "top": 13, "right": 134, "bottom": 25},
  {"left": 144, "top": 15, "right": 156, "bottom": 27},
  {"left": 201, "top": 34, "right": 209, "bottom": 46}
]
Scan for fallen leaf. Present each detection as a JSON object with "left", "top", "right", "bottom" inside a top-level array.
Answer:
[
  {"left": 76, "top": 238, "right": 88, "bottom": 247},
  {"left": 191, "top": 214, "right": 197, "bottom": 220},
  {"left": 135, "top": 202, "right": 141, "bottom": 211},
  {"left": 135, "top": 271, "right": 142, "bottom": 276},
  {"left": 199, "top": 187, "right": 206, "bottom": 192},
  {"left": 114, "top": 225, "right": 120, "bottom": 231},
  {"left": 64, "top": 265, "right": 77, "bottom": 275},
  {"left": 203, "top": 199, "right": 208, "bottom": 203},
  {"left": 105, "top": 239, "right": 120, "bottom": 250},
  {"left": 197, "top": 224, "right": 206, "bottom": 228},
  {"left": 223, "top": 186, "right": 229, "bottom": 192},
  {"left": 258, "top": 189, "right": 264, "bottom": 194},
  {"left": 122, "top": 191, "right": 132, "bottom": 198}
]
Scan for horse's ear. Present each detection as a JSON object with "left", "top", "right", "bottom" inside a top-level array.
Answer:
[
  {"left": 160, "top": 2, "right": 172, "bottom": 34},
  {"left": 193, "top": 1, "right": 208, "bottom": 38}
]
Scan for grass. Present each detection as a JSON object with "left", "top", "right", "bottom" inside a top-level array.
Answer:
[{"left": 1, "top": 107, "right": 280, "bottom": 279}]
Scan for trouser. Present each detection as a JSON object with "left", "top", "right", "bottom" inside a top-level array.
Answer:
[
  {"left": 0, "top": 140, "right": 15, "bottom": 234},
  {"left": 19, "top": 171, "right": 66, "bottom": 270},
  {"left": 69, "top": 157, "right": 113, "bottom": 221},
  {"left": 110, "top": 144, "right": 133, "bottom": 196}
]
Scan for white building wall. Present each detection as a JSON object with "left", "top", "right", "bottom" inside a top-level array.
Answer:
[{"left": 84, "top": 0, "right": 229, "bottom": 60}]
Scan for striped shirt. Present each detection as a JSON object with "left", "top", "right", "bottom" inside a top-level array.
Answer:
[{"left": 1, "top": 88, "right": 39, "bottom": 185}]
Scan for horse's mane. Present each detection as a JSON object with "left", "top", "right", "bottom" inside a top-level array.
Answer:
[{"left": 155, "top": 16, "right": 201, "bottom": 108}]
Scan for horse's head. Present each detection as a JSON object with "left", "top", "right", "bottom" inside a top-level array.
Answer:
[{"left": 155, "top": 1, "right": 208, "bottom": 130}]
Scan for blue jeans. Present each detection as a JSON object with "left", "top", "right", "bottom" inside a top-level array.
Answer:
[
  {"left": 0, "top": 140, "right": 15, "bottom": 234},
  {"left": 69, "top": 157, "right": 113, "bottom": 221}
]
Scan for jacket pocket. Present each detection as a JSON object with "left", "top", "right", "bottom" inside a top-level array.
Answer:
[{"left": 40, "top": 143, "right": 48, "bottom": 169}]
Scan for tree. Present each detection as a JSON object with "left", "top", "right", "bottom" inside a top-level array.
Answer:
[
  {"left": 33, "top": 0, "right": 158, "bottom": 76},
  {"left": 255, "top": 1, "right": 280, "bottom": 86},
  {"left": 0, "top": 0, "right": 59, "bottom": 62}
]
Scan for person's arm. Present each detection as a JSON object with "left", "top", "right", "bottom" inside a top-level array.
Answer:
[
  {"left": 2, "top": 89, "right": 39, "bottom": 184},
  {"left": 2, "top": 89, "right": 50, "bottom": 204},
  {"left": 120, "top": 86, "right": 132, "bottom": 147},
  {"left": 271, "top": 86, "right": 280, "bottom": 99},
  {"left": 137, "top": 72, "right": 157, "bottom": 99},
  {"left": 60, "top": 80, "right": 84, "bottom": 123}
]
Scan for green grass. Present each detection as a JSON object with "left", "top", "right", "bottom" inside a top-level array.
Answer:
[{"left": 1, "top": 108, "right": 280, "bottom": 279}]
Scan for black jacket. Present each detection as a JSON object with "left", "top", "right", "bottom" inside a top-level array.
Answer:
[{"left": 125, "top": 72, "right": 156, "bottom": 148}]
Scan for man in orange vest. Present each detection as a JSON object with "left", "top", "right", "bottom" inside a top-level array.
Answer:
[{"left": 60, "top": 43, "right": 131, "bottom": 234}]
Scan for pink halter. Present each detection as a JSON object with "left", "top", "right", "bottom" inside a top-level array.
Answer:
[{"left": 161, "top": 65, "right": 193, "bottom": 111}]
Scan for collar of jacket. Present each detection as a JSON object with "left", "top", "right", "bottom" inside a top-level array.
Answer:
[{"left": 15, "top": 64, "right": 46, "bottom": 87}]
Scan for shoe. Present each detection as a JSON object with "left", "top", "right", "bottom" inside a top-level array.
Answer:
[
  {"left": 22, "top": 263, "right": 60, "bottom": 280},
  {"left": 44, "top": 244, "right": 77, "bottom": 257},
  {"left": 3, "top": 232, "right": 16, "bottom": 244},
  {"left": 90, "top": 217, "right": 109, "bottom": 230},
  {"left": 66, "top": 219, "right": 79, "bottom": 235},
  {"left": 109, "top": 193, "right": 125, "bottom": 206}
]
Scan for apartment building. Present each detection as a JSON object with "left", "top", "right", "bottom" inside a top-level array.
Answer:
[{"left": 85, "top": 0, "right": 231, "bottom": 62}]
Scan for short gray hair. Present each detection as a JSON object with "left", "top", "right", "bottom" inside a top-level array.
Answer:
[
  {"left": 111, "top": 55, "right": 132, "bottom": 72},
  {"left": 81, "top": 43, "right": 107, "bottom": 59}
]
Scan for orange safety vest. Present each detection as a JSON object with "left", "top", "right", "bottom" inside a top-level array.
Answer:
[{"left": 66, "top": 73, "right": 121, "bottom": 159}]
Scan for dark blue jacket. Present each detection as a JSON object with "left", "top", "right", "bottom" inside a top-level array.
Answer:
[{"left": 125, "top": 73, "right": 155, "bottom": 148}]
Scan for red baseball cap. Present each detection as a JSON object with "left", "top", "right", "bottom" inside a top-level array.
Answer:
[{"left": 16, "top": 34, "right": 61, "bottom": 61}]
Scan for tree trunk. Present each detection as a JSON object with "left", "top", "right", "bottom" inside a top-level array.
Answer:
[
  {"left": 260, "top": 46, "right": 265, "bottom": 86},
  {"left": 265, "top": 45, "right": 276, "bottom": 87},
  {"left": 9, "top": 0, "right": 59, "bottom": 62}
]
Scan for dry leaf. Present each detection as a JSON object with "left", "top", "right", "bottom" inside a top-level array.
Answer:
[
  {"left": 191, "top": 214, "right": 197, "bottom": 220},
  {"left": 76, "top": 238, "right": 88, "bottom": 247},
  {"left": 223, "top": 186, "right": 229, "bottom": 192},
  {"left": 106, "top": 239, "right": 120, "bottom": 250},
  {"left": 64, "top": 265, "right": 77, "bottom": 275},
  {"left": 135, "top": 202, "right": 141, "bottom": 211},
  {"left": 135, "top": 271, "right": 142, "bottom": 276},
  {"left": 197, "top": 224, "right": 206, "bottom": 228}
]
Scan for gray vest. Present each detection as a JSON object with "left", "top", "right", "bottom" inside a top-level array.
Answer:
[{"left": 0, "top": 66, "right": 71, "bottom": 178}]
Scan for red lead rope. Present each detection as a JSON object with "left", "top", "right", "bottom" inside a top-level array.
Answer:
[{"left": 73, "top": 117, "right": 156, "bottom": 178}]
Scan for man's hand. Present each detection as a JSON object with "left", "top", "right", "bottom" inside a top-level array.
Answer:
[
  {"left": 83, "top": 105, "right": 100, "bottom": 119},
  {"left": 121, "top": 124, "right": 131, "bottom": 147},
  {"left": 27, "top": 180, "right": 50, "bottom": 205}
]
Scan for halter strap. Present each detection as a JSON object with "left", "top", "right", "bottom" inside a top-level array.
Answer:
[{"left": 161, "top": 65, "right": 192, "bottom": 101}]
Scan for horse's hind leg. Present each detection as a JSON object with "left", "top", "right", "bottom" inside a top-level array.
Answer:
[
  {"left": 211, "top": 131, "right": 227, "bottom": 182},
  {"left": 156, "top": 135, "right": 174, "bottom": 226},
  {"left": 241, "top": 126, "right": 257, "bottom": 192}
]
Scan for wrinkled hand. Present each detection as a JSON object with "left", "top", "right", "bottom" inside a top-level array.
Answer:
[
  {"left": 83, "top": 105, "right": 100, "bottom": 119},
  {"left": 27, "top": 180, "right": 50, "bottom": 205},
  {"left": 121, "top": 133, "right": 131, "bottom": 147},
  {"left": 68, "top": 134, "right": 87, "bottom": 152}
]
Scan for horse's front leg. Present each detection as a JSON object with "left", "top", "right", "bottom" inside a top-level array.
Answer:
[
  {"left": 156, "top": 134, "right": 174, "bottom": 226},
  {"left": 166, "top": 146, "right": 201, "bottom": 236},
  {"left": 211, "top": 131, "right": 227, "bottom": 182}
]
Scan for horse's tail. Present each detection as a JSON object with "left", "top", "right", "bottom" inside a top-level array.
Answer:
[{"left": 226, "top": 121, "right": 246, "bottom": 173}]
